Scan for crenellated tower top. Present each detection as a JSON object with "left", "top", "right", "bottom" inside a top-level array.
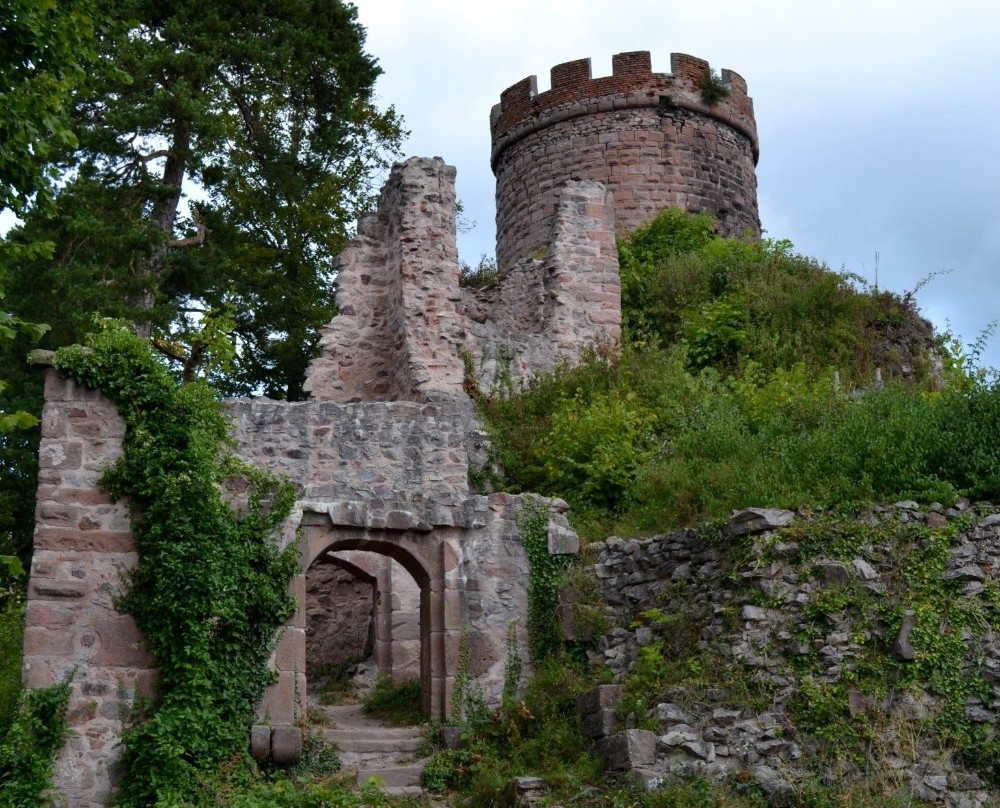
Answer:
[{"left": 490, "top": 51, "right": 760, "bottom": 268}]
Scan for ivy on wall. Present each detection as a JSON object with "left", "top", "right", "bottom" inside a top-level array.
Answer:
[
  {"left": 0, "top": 682, "right": 71, "bottom": 807},
  {"left": 518, "top": 497, "right": 571, "bottom": 660},
  {"left": 54, "top": 321, "right": 298, "bottom": 807}
]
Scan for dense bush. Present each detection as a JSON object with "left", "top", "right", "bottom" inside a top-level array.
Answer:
[
  {"left": 477, "top": 208, "right": 995, "bottom": 540},
  {"left": 617, "top": 209, "right": 935, "bottom": 383}
]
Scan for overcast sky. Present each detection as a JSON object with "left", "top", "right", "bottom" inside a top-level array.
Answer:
[{"left": 353, "top": 0, "right": 1000, "bottom": 370}]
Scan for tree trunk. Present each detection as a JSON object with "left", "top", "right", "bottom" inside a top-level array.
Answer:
[{"left": 130, "top": 117, "right": 191, "bottom": 337}]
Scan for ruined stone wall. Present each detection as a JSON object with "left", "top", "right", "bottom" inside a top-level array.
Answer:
[
  {"left": 491, "top": 51, "right": 760, "bottom": 268},
  {"left": 581, "top": 503, "right": 1000, "bottom": 807},
  {"left": 305, "top": 158, "right": 622, "bottom": 401},
  {"left": 462, "top": 179, "right": 621, "bottom": 391},
  {"left": 304, "top": 158, "right": 467, "bottom": 403},
  {"left": 25, "top": 371, "right": 151, "bottom": 808},
  {"left": 25, "top": 363, "right": 581, "bottom": 805},
  {"left": 225, "top": 397, "right": 477, "bottom": 512}
]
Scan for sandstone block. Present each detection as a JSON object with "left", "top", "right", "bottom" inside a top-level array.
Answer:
[
  {"left": 251, "top": 725, "right": 271, "bottom": 762},
  {"left": 270, "top": 726, "right": 302, "bottom": 764},
  {"left": 597, "top": 729, "right": 657, "bottom": 771}
]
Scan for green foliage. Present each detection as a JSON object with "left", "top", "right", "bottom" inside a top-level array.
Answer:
[
  {"left": 502, "top": 622, "right": 523, "bottom": 712},
  {"left": 617, "top": 208, "right": 718, "bottom": 343},
  {"left": 362, "top": 677, "right": 423, "bottom": 727},
  {"left": 474, "top": 207, "right": 976, "bottom": 539},
  {"left": 450, "top": 628, "right": 487, "bottom": 726},
  {"left": 616, "top": 208, "right": 935, "bottom": 384},
  {"left": 0, "top": 0, "right": 108, "bottom": 220},
  {"left": 53, "top": 320, "right": 299, "bottom": 807},
  {"left": 700, "top": 69, "right": 731, "bottom": 105},
  {"left": 518, "top": 498, "right": 573, "bottom": 660},
  {"left": 0, "top": 597, "right": 24, "bottom": 740},
  {"left": 0, "top": 682, "right": 71, "bottom": 807},
  {"left": 542, "top": 390, "right": 659, "bottom": 510},
  {"left": 218, "top": 776, "right": 399, "bottom": 808},
  {"left": 479, "top": 342, "right": 1000, "bottom": 542},
  {"left": 6, "top": 0, "right": 403, "bottom": 398},
  {"left": 424, "top": 658, "right": 601, "bottom": 801},
  {"left": 682, "top": 296, "right": 747, "bottom": 370}
]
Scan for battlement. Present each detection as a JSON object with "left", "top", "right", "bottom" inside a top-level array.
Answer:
[
  {"left": 490, "top": 51, "right": 756, "bottom": 169},
  {"left": 491, "top": 51, "right": 760, "bottom": 268}
]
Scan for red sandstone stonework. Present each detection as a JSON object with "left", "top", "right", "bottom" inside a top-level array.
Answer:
[{"left": 491, "top": 51, "right": 759, "bottom": 268}]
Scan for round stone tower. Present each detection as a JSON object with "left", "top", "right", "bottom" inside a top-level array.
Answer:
[{"left": 491, "top": 51, "right": 760, "bottom": 268}]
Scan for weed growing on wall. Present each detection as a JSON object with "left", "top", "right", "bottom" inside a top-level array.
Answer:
[
  {"left": 0, "top": 682, "right": 71, "bottom": 807},
  {"left": 771, "top": 512, "right": 1000, "bottom": 780},
  {"left": 54, "top": 320, "right": 299, "bottom": 807},
  {"left": 517, "top": 497, "right": 572, "bottom": 660}
]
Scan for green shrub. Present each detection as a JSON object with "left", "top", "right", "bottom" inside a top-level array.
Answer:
[
  {"left": 541, "top": 390, "right": 658, "bottom": 510},
  {"left": 423, "top": 658, "right": 601, "bottom": 801},
  {"left": 0, "top": 682, "right": 71, "bottom": 807}
]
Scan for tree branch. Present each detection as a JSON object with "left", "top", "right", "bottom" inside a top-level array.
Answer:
[
  {"left": 139, "top": 149, "right": 171, "bottom": 163},
  {"left": 168, "top": 205, "right": 208, "bottom": 248}
]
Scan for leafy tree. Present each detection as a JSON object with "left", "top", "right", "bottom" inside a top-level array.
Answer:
[
  {"left": 1, "top": 0, "right": 104, "bottom": 224},
  {"left": 0, "top": 0, "right": 111, "bottom": 564},
  {"left": 7, "top": 0, "right": 403, "bottom": 396}
]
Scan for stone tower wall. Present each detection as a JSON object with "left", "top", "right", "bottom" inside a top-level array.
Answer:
[{"left": 491, "top": 51, "right": 760, "bottom": 268}]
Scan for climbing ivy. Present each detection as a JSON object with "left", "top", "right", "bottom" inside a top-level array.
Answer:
[
  {"left": 518, "top": 497, "right": 571, "bottom": 660},
  {"left": 0, "top": 682, "right": 71, "bottom": 807},
  {"left": 54, "top": 321, "right": 298, "bottom": 807},
  {"left": 777, "top": 510, "right": 1000, "bottom": 778}
]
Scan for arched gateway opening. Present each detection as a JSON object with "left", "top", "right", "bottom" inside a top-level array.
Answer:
[
  {"left": 255, "top": 493, "right": 578, "bottom": 752},
  {"left": 306, "top": 548, "right": 422, "bottom": 701},
  {"left": 293, "top": 509, "right": 459, "bottom": 719}
]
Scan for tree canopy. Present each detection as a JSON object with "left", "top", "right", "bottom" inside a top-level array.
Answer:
[
  {"left": 0, "top": 0, "right": 404, "bottom": 562},
  {"left": 5, "top": 0, "right": 403, "bottom": 396}
]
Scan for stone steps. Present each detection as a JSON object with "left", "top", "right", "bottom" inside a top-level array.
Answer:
[
  {"left": 319, "top": 704, "right": 428, "bottom": 793},
  {"left": 357, "top": 763, "right": 427, "bottom": 789}
]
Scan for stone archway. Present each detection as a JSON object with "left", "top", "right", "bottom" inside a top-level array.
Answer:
[
  {"left": 294, "top": 509, "right": 460, "bottom": 719},
  {"left": 306, "top": 548, "right": 422, "bottom": 695}
]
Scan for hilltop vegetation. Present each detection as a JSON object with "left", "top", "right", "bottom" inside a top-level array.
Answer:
[
  {"left": 477, "top": 209, "right": 998, "bottom": 540},
  {"left": 419, "top": 210, "right": 1000, "bottom": 808}
]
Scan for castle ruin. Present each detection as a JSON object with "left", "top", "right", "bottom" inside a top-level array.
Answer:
[
  {"left": 22, "top": 51, "right": 759, "bottom": 806},
  {"left": 491, "top": 51, "right": 759, "bottom": 268}
]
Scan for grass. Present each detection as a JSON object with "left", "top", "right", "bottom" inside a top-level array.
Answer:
[{"left": 363, "top": 677, "right": 424, "bottom": 727}]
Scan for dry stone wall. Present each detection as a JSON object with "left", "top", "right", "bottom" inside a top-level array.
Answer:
[
  {"left": 491, "top": 51, "right": 760, "bottom": 268},
  {"left": 581, "top": 503, "right": 1000, "bottom": 807}
]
